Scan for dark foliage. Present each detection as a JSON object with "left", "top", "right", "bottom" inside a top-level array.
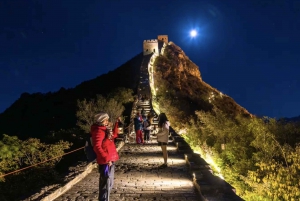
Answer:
[{"left": 0, "top": 167, "right": 63, "bottom": 201}]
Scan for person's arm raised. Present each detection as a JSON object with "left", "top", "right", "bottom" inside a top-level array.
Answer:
[{"left": 112, "top": 117, "right": 120, "bottom": 139}]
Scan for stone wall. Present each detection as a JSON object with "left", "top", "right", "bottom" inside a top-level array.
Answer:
[{"left": 160, "top": 42, "right": 167, "bottom": 55}]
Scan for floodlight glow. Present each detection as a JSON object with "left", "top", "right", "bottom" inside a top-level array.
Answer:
[{"left": 190, "top": 30, "right": 197, "bottom": 37}]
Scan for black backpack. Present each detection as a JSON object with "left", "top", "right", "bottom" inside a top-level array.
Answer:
[{"left": 84, "top": 135, "right": 97, "bottom": 162}]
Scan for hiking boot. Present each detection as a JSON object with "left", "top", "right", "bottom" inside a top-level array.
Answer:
[{"left": 158, "top": 164, "right": 168, "bottom": 168}]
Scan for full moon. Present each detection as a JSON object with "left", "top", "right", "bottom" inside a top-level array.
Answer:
[{"left": 190, "top": 30, "right": 197, "bottom": 37}]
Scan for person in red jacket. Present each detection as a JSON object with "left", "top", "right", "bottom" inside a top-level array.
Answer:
[{"left": 91, "top": 112, "right": 120, "bottom": 201}]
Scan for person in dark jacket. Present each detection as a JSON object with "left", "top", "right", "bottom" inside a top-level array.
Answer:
[
  {"left": 143, "top": 116, "right": 152, "bottom": 143},
  {"left": 91, "top": 112, "right": 120, "bottom": 201},
  {"left": 134, "top": 112, "right": 144, "bottom": 144}
]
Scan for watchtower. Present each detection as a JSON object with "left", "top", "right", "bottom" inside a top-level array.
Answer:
[
  {"left": 157, "top": 35, "right": 168, "bottom": 44},
  {"left": 143, "top": 39, "right": 159, "bottom": 55}
]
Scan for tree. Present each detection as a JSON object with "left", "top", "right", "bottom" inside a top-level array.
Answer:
[
  {"left": 107, "top": 87, "right": 134, "bottom": 104},
  {"left": 243, "top": 143, "right": 300, "bottom": 201},
  {"left": 76, "top": 94, "right": 126, "bottom": 133},
  {"left": 0, "top": 134, "right": 71, "bottom": 181},
  {"left": 0, "top": 134, "right": 71, "bottom": 200}
]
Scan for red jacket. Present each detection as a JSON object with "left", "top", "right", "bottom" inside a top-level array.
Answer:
[{"left": 91, "top": 121, "right": 119, "bottom": 164}]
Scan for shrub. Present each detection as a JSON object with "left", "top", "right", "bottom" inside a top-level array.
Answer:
[{"left": 0, "top": 134, "right": 71, "bottom": 200}]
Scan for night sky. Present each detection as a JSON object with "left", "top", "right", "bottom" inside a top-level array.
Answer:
[{"left": 0, "top": 0, "right": 299, "bottom": 118}]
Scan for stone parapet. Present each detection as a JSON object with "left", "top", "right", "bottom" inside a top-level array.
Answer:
[{"left": 169, "top": 127, "right": 244, "bottom": 201}]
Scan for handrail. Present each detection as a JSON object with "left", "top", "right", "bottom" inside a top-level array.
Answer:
[{"left": 0, "top": 146, "right": 85, "bottom": 179}]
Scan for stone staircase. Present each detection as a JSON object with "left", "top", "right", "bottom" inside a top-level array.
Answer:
[
  {"left": 128, "top": 99, "right": 158, "bottom": 143},
  {"left": 127, "top": 53, "right": 159, "bottom": 143},
  {"left": 54, "top": 127, "right": 201, "bottom": 201}
]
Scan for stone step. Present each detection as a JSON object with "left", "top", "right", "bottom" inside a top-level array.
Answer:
[
  {"left": 137, "top": 107, "right": 151, "bottom": 111},
  {"left": 138, "top": 102, "right": 150, "bottom": 104},
  {"left": 138, "top": 105, "right": 151, "bottom": 108},
  {"left": 139, "top": 108, "right": 151, "bottom": 112}
]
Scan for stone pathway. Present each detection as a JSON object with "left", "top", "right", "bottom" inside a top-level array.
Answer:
[{"left": 54, "top": 141, "right": 200, "bottom": 201}]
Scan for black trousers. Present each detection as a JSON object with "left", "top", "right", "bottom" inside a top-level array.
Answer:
[
  {"left": 98, "top": 163, "right": 115, "bottom": 201},
  {"left": 144, "top": 130, "right": 150, "bottom": 141}
]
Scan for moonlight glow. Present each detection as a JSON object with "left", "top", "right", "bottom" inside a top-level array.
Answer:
[{"left": 190, "top": 30, "right": 197, "bottom": 37}]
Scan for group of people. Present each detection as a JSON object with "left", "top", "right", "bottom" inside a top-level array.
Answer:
[
  {"left": 133, "top": 111, "right": 153, "bottom": 144},
  {"left": 89, "top": 111, "right": 170, "bottom": 201}
]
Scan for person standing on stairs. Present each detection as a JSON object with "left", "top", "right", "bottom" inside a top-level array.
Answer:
[
  {"left": 134, "top": 112, "right": 144, "bottom": 144},
  {"left": 91, "top": 112, "right": 120, "bottom": 201},
  {"left": 143, "top": 116, "right": 152, "bottom": 143},
  {"left": 156, "top": 113, "right": 170, "bottom": 168}
]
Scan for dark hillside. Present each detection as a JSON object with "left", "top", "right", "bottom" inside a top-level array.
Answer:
[
  {"left": 0, "top": 53, "right": 143, "bottom": 139},
  {"left": 284, "top": 115, "right": 300, "bottom": 122}
]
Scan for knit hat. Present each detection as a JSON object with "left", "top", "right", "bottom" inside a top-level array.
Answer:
[{"left": 94, "top": 112, "right": 109, "bottom": 123}]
